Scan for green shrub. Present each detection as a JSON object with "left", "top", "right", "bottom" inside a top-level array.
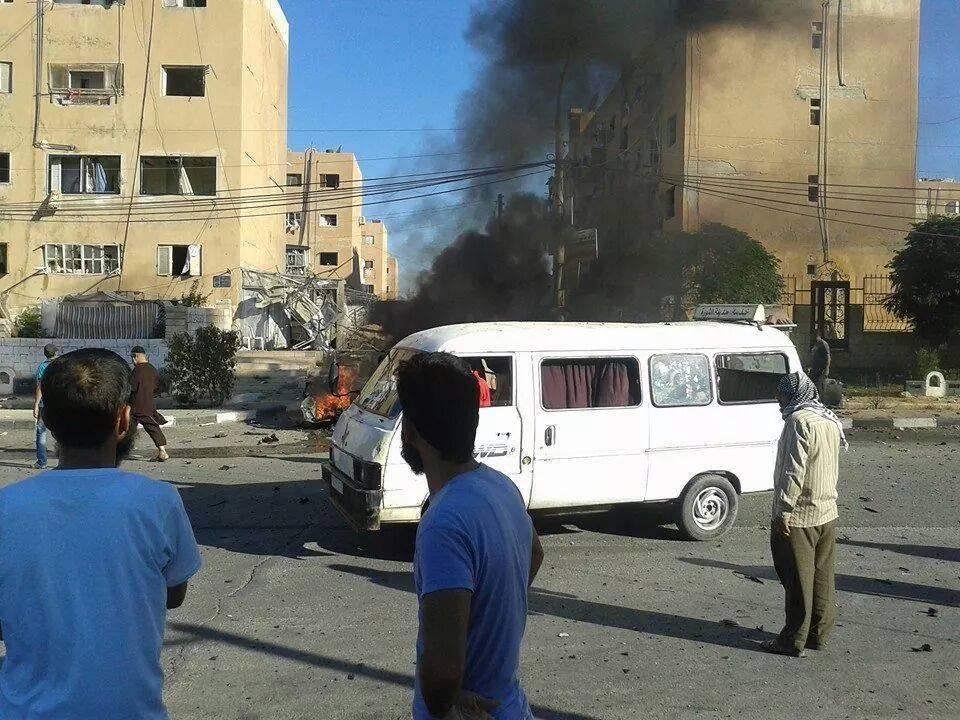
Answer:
[
  {"left": 176, "top": 279, "right": 211, "bottom": 308},
  {"left": 913, "top": 347, "right": 941, "bottom": 378},
  {"left": 14, "top": 306, "right": 43, "bottom": 338},
  {"left": 165, "top": 326, "right": 240, "bottom": 407}
]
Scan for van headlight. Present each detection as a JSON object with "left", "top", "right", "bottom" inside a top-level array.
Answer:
[{"left": 353, "top": 459, "right": 382, "bottom": 490}]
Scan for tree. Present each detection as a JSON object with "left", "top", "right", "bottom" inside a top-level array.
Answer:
[
  {"left": 165, "top": 326, "right": 241, "bottom": 407},
  {"left": 682, "top": 224, "right": 784, "bottom": 306},
  {"left": 886, "top": 215, "right": 960, "bottom": 348}
]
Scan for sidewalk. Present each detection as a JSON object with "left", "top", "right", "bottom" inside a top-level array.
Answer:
[{"left": 0, "top": 402, "right": 297, "bottom": 431}]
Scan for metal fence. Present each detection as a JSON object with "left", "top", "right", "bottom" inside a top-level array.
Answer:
[{"left": 780, "top": 274, "right": 910, "bottom": 333}]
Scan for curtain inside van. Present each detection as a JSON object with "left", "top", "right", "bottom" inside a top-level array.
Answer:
[{"left": 541, "top": 358, "right": 639, "bottom": 410}]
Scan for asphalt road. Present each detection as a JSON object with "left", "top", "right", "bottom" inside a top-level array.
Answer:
[{"left": 0, "top": 424, "right": 957, "bottom": 719}]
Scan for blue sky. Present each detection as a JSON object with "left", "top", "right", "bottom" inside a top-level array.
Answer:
[{"left": 279, "top": 0, "right": 960, "bottom": 285}]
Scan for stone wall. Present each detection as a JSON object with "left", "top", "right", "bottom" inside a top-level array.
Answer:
[
  {"left": 164, "top": 302, "right": 233, "bottom": 340},
  {"left": 0, "top": 339, "right": 168, "bottom": 394}
]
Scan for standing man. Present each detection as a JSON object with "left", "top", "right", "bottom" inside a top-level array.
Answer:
[
  {"left": 396, "top": 353, "right": 544, "bottom": 720},
  {"left": 808, "top": 331, "right": 832, "bottom": 394},
  {"left": 0, "top": 348, "right": 202, "bottom": 718},
  {"left": 762, "top": 371, "right": 846, "bottom": 658},
  {"left": 131, "top": 346, "right": 169, "bottom": 462},
  {"left": 32, "top": 343, "right": 57, "bottom": 469}
]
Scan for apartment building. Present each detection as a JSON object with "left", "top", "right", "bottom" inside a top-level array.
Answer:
[
  {"left": 285, "top": 149, "right": 398, "bottom": 299},
  {"left": 0, "top": 0, "right": 289, "bottom": 315},
  {"left": 561, "top": 0, "right": 921, "bottom": 348}
]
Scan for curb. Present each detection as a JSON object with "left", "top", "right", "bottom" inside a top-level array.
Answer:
[
  {"left": 0, "top": 403, "right": 289, "bottom": 432},
  {"left": 847, "top": 417, "right": 958, "bottom": 430}
]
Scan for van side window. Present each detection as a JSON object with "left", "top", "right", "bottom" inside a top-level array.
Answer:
[
  {"left": 650, "top": 354, "right": 712, "bottom": 407},
  {"left": 541, "top": 357, "right": 641, "bottom": 410},
  {"left": 461, "top": 356, "right": 513, "bottom": 407},
  {"left": 716, "top": 353, "right": 788, "bottom": 404}
]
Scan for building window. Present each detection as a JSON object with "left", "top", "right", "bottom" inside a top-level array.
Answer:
[
  {"left": 541, "top": 357, "right": 641, "bottom": 410},
  {"left": 52, "top": 0, "right": 116, "bottom": 5},
  {"left": 285, "top": 246, "right": 308, "bottom": 275},
  {"left": 69, "top": 70, "right": 105, "bottom": 89},
  {"left": 286, "top": 173, "right": 302, "bottom": 186},
  {"left": 648, "top": 134, "right": 660, "bottom": 167},
  {"left": 945, "top": 200, "right": 960, "bottom": 215},
  {"left": 812, "top": 21, "right": 823, "bottom": 49},
  {"left": 319, "top": 214, "right": 338, "bottom": 228},
  {"left": 716, "top": 353, "right": 788, "bottom": 404},
  {"left": 363, "top": 260, "right": 374, "bottom": 269},
  {"left": 0, "top": 62, "right": 11, "bottom": 94},
  {"left": 318, "top": 252, "right": 338, "bottom": 266},
  {"left": 665, "top": 186, "right": 676, "bottom": 219},
  {"left": 809, "top": 98, "right": 821, "bottom": 126},
  {"left": 49, "top": 155, "right": 120, "bottom": 194},
  {"left": 285, "top": 212, "right": 301, "bottom": 235},
  {"left": 156, "top": 244, "right": 201, "bottom": 277},
  {"left": 362, "top": 235, "right": 375, "bottom": 246},
  {"left": 667, "top": 114, "right": 678, "bottom": 146},
  {"left": 361, "top": 284, "right": 375, "bottom": 294},
  {"left": 163, "top": 66, "right": 205, "bottom": 97},
  {"left": 45, "top": 244, "right": 121, "bottom": 275},
  {"left": 164, "top": 0, "right": 207, "bottom": 7},
  {"left": 141, "top": 156, "right": 216, "bottom": 195},
  {"left": 808, "top": 174, "right": 819, "bottom": 203},
  {"left": 0, "top": 243, "right": 7, "bottom": 276},
  {"left": 807, "top": 263, "right": 817, "bottom": 275},
  {"left": 320, "top": 174, "right": 340, "bottom": 189},
  {"left": 0, "top": 152, "right": 9, "bottom": 183},
  {"left": 48, "top": 63, "right": 121, "bottom": 105}
]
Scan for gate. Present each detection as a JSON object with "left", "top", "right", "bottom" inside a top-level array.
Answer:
[{"left": 810, "top": 281, "right": 850, "bottom": 349}]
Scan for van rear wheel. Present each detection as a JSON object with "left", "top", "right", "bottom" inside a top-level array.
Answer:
[{"left": 677, "top": 475, "right": 738, "bottom": 541}]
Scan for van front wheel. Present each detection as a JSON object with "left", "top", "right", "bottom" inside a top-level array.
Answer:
[{"left": 677, "top": 475, "right": 738, "bottom": 541}]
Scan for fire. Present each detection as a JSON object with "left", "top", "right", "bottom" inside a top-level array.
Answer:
[{"left": 312, "top": 366, "right": 358, "bottom": 423}]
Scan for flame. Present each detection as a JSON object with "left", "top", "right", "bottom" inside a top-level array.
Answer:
[{"left": 312, "top": 366, "right": 358, "bottom": 422}]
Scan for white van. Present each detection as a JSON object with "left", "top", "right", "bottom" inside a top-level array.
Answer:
[{"left": 322, "top": 319, "right": 801, "bottom": 540}]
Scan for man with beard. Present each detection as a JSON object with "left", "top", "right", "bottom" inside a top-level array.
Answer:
[
  {"left": 0, "top": 349, "right": 202, "bottom": 719},
  {"left": 397, "top": 352, "right": 544, "bottom": 720}
]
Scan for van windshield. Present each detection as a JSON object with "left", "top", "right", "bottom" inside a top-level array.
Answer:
[{"left": 355, "top": 348, "right": 420, "bottom": 419}]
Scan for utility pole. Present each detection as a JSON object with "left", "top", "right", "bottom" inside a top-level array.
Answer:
[{"left": 552, "top": 56, "right": 570, "bottom": 218}]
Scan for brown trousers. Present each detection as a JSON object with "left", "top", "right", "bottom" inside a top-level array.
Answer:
[
  {"left": 134, "top": 412, "right": 167, "bottom": 449},
  {"left": 770, "top": 519, "right": 837, "bottom": 651}
]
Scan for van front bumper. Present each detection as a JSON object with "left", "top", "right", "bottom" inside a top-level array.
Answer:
[{"left": 322, "top": 462, "right": 382, "bottom": 531}]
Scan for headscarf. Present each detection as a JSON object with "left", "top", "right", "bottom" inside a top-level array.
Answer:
[{"left": 778, "top": 371, "right": 849, "bottom": 450}]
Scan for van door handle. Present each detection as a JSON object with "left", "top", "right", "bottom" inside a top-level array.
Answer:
[{"left": 544, "top": 425, "right": 556, "bottom": 446}]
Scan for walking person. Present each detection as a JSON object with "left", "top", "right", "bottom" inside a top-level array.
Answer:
[
  {"left": 396, "top": 352, "right": 544, "bottom": 720},
  {"left": 32, "top": 343, "right": 58, "bottom": 469},
  {"left": 131, "top": 345, "right": 169, "bottom": 462},
  {"left": 762, "top": 371, "right": 847, "bottom": 658},
  {"left": 808, "top": 331, "right": 832, "bottom": 395},
  {"left": 0, "top": 348, "right": 202, "bottom": 718}
]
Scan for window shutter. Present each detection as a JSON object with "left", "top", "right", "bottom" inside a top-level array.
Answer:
[
  {"left": 49, "top": 157, "right": 62, "bottom": 195},
  {"left": 157, "top": 245, "right": 172, "bottom": 276},
  {"left": 188, "top": 244, "right": 202, "bottom": 277}
]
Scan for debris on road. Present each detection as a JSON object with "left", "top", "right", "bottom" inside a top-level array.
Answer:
[
  {"left": 721, "top": 618, "right": 740, "bottom": 628},
  {"left": 925, "top": 607, "right": 940, "bottom": 618},
  {"left": 218, "top": 465, "right": 236, "bottom": 471},
  {"left": 864, "top": 507, "right": 880, "bottom": 513},
  {"left": 735, "top": 572, "right": 764, "bottom": 584},
  {"left": 258, "top": 433, "right": 280, "bottom": 445},
  {"left": 558, "top": 632, "right": 570, "bottom": 638},
  {"left": 911, "top": 643, "right": 933, "bottom": 652},
  {"left": 212, "top": 432, "right": 228, "bottom": 439}
]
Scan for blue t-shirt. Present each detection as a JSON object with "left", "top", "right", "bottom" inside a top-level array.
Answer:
[
  {"left": 413, "top": 464, "right": 533, "bottom": 720},
  {"left": 36, "top": 360, "right": 51, "bottom": 409},
  {"left": 0, "top": 469, "right": 202, "bottom": 720}
]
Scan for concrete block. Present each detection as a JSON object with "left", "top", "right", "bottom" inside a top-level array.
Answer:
[{"left": 892, "top": 417, "right": 937, "bottom": 429}]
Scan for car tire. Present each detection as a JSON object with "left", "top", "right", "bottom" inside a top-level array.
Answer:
[{"left": 677, "top": 474, "right": 739, "bottom": 541}]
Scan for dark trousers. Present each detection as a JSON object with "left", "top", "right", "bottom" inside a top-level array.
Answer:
[
  {"left": 770, "top": 519, "right": 837, "bottom": 651},
  {"left": 134, "top": 411, "right": 167, "bottom": 449}
]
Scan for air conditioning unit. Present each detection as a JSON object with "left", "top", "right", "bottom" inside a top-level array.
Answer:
[{"left": 358, "top": 216, "right": 366, "bottom": 225}]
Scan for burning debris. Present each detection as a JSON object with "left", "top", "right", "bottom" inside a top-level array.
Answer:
[{"left": 301, "top": 364, "right": 359, "bottom": 426}]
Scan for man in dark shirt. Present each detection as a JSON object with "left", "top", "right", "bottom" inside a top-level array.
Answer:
[
  {"left": 808, "top": 332, "right": 831, "bottom": 391},
  {"left": 131, "top": 346, "right": 169, "bottom": 462}
]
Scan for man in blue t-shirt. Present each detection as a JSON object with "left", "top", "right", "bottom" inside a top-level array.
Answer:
[
  {"left": 396, "top": 352, "right": 544, "bottom": 720},
  {"left": 0, "top": 348, "right": 202, "bottom": 720},
  {"left": 32, "top": 343, "right": 58, "bottom": 469}
]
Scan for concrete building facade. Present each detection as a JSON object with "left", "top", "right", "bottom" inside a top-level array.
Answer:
[
  {"left": 285, "top": 149, "right": 398, "bottom": 299},
  {"left": 561, "top": 0, "right": 924, "bottom": 353},
  {"left": 0, "top": 0, "right": 289, "bottom": 317}
]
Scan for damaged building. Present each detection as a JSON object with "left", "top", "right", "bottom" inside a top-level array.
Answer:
[{"left": 0, "top": 0, "right": 397, "bottom": 348}]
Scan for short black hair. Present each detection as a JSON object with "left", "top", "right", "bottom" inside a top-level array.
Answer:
[
  {"left": 40, "top": 348, "right": 133, "bottom": 449},
  {"left": 396, "top": 352, "right": 478, "bottom": 463},
  {"left": 43, "top": 343, "right": 58, "bottom": 359},
  {"left": 130, "top": 345, "right": 147, "bottom": 356}
]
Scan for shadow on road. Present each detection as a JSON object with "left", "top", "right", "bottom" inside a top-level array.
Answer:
[
  {"left": 681, "top": 557, "right": 960, "bottom": 607},
  {"left": 327, "top": 563, "right": 773, "bottom": 652},
  {"left": 168, "top": 621, "right": 602, "bottom": 720},
  {"left": 838, "top": 538, "right": 960, "bottom": 563}
]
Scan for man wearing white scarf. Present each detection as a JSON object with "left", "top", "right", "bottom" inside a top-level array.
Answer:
[{"left": 762, "top": 371, "right": 844, "bottom": 658}]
